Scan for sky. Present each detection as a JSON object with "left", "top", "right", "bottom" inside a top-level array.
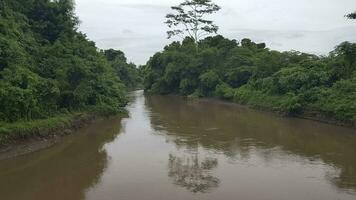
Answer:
[{"left": 75, "top": 0, "right": 356, "bottom": 65}]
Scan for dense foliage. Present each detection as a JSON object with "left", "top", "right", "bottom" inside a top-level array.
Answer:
[
  {"left": 103, "top": 49, "right": 142, "bottom": 89},
  {"left": 0, "top": 0, "right": 140, "bottom": 123},
  {"left": 143, "top": 36, "right": 356, "bottom": 123}
]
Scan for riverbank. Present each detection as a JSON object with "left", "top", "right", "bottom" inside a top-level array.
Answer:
[
  {"left": 231, "top": 87, "right": 356, "bottom": 129},
  {"left": 184, "top": 91, "right": 356, "bottom": 129},
  {"left": 0, "top": 111, "right": 125, "bottom": 160}
]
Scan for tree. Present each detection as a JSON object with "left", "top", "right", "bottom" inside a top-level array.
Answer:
[
  {"left": 331, "top": 42, "right": 356, "bottom": 78},
  {"left": 165, "top": 0, "right": 221, "bottom": 43},
  {"left": 0, "top": 0, "right": 130, "bottom": 122},
  {"left": 346, "top": 12, "right": 356, "bottom": 19},
  {"left": 104, "top": 49, "right": 127, "bottom": 62},
  {"left": 27, "top": 0, "right": 79, "bottom": 42},
  {"left": 104, "top": 49, "right": 141, "bottom": 89}
]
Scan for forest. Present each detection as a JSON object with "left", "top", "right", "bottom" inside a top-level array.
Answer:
[
  {"left": 141, "top": 0, "right": 356, "bottom": 125},
  {"left": 143, "top": 36, "right": 356, "bottom": 124},
  {"left": 0, "top": 0, "right": 140, "bottom": 139},
  {"left": 1, "top": 0, "right": 356, "bottom": 199},
  {"left": 1, "top": 0, "right": 355, "bottom": 141}
]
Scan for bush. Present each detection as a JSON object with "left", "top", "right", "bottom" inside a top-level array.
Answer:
[
  {"left": 215, "top": 83, "right": 234, "bottom": 100},
  {"left": 199, "top": 71, "right": 220, "bottom": 96},
  {"left": 277, "top": 93, "right": 302, "bottom": 115},
  {"left": 179, "top": 78, "right": 196, "bottom": 95}
]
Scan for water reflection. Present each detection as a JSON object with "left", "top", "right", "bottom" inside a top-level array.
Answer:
[
  {"left": 168, "top": 153, "right": 219, "bottom": 193},
  {"left": 146, "top": 95, "right": 356, "bottom": 193},
  {"left": 0, "top": 117, "right": 123, "bottom": 200},
  {"left": 1, "top": 91, "right": 356, "bottom": 200}
]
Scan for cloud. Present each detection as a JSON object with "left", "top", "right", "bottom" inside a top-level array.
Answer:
[
  {"left": 122, "top": 29, "right": 134, "bottom": 34},
  {"left": 95, "top": 34, "right": 167, "bottom": 64},
  {"left": 270, "top": 42, "right": 283, "bottom": 47},
  {"left": 226, "top": 26, "right": 356, "bottom": 55},
  {"left": 76, "top": 0, "right": 356, "bottom": 64},
  {"left": 117, "top": 3, "right": 170, "bottom": 12}
]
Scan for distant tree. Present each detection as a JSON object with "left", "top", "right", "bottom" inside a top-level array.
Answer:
[
  {"left": 104, "top": 49, "right": 141, "bottom": 89},
  {"left": 346, "top": 12, "right": 356, "bottom": 19},
  {"left": 165, "top": 0, "right": 221, "bottom": 43},
  {"left": 331, "top": 42, "right": 356, "bottom": 78},
  {"left": 104, "top": 49, "right": 127, "bottom": 62}
]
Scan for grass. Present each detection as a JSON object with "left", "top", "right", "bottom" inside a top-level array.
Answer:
[
  {"left": 0, "top": 112, "right": 94, "bottom": 145},
  {"left": 0, "top": 104, "right": 129, "bottom": 145}
]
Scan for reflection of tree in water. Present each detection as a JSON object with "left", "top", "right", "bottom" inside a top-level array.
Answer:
[
  {"left": 168, "top": 153, "right": 219, "bottom": 193},
  {"left": 146, "top": 95, "right": 356, "bottom": 192},
  {"left": 0, "top": 117, "right": 124, "bottom": 200}
]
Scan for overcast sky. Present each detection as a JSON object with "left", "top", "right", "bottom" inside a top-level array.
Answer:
[{"left": 75, "top": 0, "right": 356, "bottom": 65}]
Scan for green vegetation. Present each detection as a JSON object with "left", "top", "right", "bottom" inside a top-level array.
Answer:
[
  {"left": 165, "top": 0, "right": 221, "bottom": 42},
  {"left": 144, "top": 0, "right": 356, "bottom": 125},
  {"left": 1, "top": 0, "right": 355, "bottom": 144},
  {"left": 143, "top": 36, "right": 356, "bottom": 124},
  {"left": 0, "top": 0, "right": 140, "bottom": 141},
  {"left": 0, "top": 113, "right": 80, "bottom": 144},
  {"left": 103, "top": 49, "right": 142, "bottom": 90}
]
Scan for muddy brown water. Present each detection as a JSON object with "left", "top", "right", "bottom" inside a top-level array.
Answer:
[{"left": 1, "top": 90, "right": 356, "bottom": 200}]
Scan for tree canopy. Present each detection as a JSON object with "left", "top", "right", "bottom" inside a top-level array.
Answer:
[
  {"left": 143, "top": 36, "right": 356, "bottom": 123},
  {"left": 0, "top": 0, "right": 140, "bottom": 122},
  {"left": 165, "top": 0, "right": 221, "bottom": 42}
]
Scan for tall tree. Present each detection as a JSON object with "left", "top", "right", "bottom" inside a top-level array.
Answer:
[
  {"left": 346, "top": 11, "right": 356, "bottom": 19},
  {"left": 165, "top": 0, "right": 221, "bottom": 43},
  {"left": 28, "top": 0, "right": 79, "bottom": 42}
]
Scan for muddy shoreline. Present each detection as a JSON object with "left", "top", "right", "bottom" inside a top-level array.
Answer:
[
  {"left": 0, "top": 114, "right": 100, "bottom": 161},
  {"left": 183, "top": 95, "right": 356, "bottom": 129}
]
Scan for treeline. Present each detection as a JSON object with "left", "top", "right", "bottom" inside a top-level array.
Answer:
[
  {"left": 143, "top": 36, "right": 356, "bottom": 124},
  {"left": 0, "top": 0, "right": 140, "bottom": 123}
]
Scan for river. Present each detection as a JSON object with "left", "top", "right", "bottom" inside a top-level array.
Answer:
[{"left": 0, "top": 90, "right": 356, "bottom": 200}]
